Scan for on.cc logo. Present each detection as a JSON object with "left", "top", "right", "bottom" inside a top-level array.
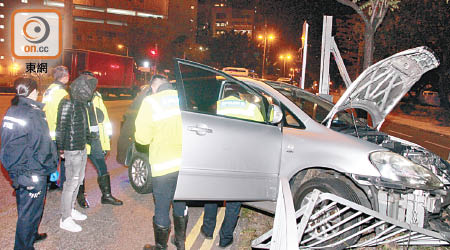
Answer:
[
  {"left": 22, "top": 16, "right": 50, "bottom": 44},
  {"left": 12, "top": 9, "right": 61, "bottom": 59}
]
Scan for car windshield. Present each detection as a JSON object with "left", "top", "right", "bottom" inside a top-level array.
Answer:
[{"left": 264, "top": 81, "right": 367, "bottom": 129}]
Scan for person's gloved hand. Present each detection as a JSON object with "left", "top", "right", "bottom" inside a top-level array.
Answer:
[{"left": 50, "top": 171, "right": 59, "bottom": 182}]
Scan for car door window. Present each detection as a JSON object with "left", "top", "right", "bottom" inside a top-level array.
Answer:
[
  {"left": 283, "top": 106, "right": 306, "bottom": 129},
  {"left": 178, "top": 63, "right": 266, "bottom": 123}
]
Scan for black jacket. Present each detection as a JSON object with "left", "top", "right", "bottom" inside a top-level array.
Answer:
[
  {"left": 0, "top": 97, "right": 58, "bottom": 186},
  {"left": 55, "top": 98, "right": 90, "bottom": 151}
]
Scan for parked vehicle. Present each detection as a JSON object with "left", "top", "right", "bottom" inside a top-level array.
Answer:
[
  {"left": 0, "top": 75, "right": 16, "bottom": 93},
  {"left": 117, "top": 47, "right": 450, "bottom": 248},
  {"left": 63, "top": 49, "right": 144, "bottom": 97},
  {"left": 276, "top": 77, "right": 298, "bottom": 86},
  {"left": 222, "top": 67, "right": 249, "bottom": 77},
  {"left": 419, "top": 90, "right": 440, "bottom": 106}
]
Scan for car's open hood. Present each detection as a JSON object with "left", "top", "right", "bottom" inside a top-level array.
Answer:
[{"left": 324, "top": 47, "right": 439, "bottom": 129}]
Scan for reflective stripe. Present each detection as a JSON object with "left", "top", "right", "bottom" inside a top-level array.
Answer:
[
  {"left": 153, "top": 158, "right": 182, "bottom": 172},
  {"left": 42, "top": 95, "right": 52, "bottom": 103},
  {"left": 32, "top": 175, "right": 39, "bottom": 183},
  {"left": 90, "top": 125, "right": 99, "bottom": 133},
  {"left": 147, "top": 98, "right": 162, "bottom": 113},
  {"left": 153, "top": 109, "right": 181, "bottom": 122},
  {"left": 219, "top": 99, "right": 246, "bottom": 108},
  {"left": 3, "top": 122, "right": 14, "bottom": 129},
  {"left": 42, "top": 85, "right": 61, "bottom": 103},
  {"left": 104, "top": 122, "right": 113, "bottom": 136},
  {"left": 4, "top": 116, "right": 26, "bottom": 126},
  {"left": 147, "top": 95, "right": 181, "bottom": 122},
  {"left": 217, "top": 106, "right": 255, "bottom": 117}
]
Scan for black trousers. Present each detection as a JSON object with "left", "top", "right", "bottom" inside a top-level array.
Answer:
[
  {"left": 15, "top": 177, "right": 47, "bottom": 250},
  {"left": 152, "top": 171, "right": 186, "bottom": 227},
  {"left": 88, "top": 138, "right": 108, "bottom": 176}
]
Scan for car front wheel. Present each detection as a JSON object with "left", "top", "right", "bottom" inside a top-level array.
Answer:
[
  {"left": 128, "top": 152, "right": 152, "bottom": 194},
  {"left": 293, "top": 177, "right": 366, "bottom": 249}
]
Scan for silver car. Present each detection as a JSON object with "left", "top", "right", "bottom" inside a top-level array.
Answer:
[{"left": 117, "top": 47, "right": 449, "bottom": 248}]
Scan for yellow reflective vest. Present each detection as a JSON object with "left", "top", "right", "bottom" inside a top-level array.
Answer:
[
  {"left": 43, "top": 82, "right": 68, "bottom": 140},
  {"left": 135, "top": 89, "right": 182, "bottom": 177},
  {"left": 86, "top": 92, "right": 112, "bottom": 154},
  {"left": 217, "top": 96, "right": 264, "bottom": 122}
]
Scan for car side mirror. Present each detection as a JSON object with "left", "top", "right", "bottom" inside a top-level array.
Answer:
[{"left": 269, "top": 104, "right": 283, "bottom": 124}]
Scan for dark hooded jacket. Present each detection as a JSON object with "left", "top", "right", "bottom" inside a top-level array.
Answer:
[
  {"left": 55, "top": 74, "right": 98, "bottom": 151},
  {"left": 0, "top": 97, "right": 58, "bottom": 188}
]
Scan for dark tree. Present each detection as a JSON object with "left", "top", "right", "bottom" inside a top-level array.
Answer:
[
  {"left": 375, "top": 0, "right": 450, "bottom": 108},
  {"left": 335, "top": 0, "right": 401, "bottom": 70}
]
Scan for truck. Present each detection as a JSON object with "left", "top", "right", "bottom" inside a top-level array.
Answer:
[{"left": 63, "top": 49, "right": 144, "bottom": 97}]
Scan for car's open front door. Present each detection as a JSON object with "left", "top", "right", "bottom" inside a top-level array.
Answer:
[{"left": 173, "top": 59, "right": 281, "bottom": 201}]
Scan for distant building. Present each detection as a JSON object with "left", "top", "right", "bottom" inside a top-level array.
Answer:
[{"left": 197, "top": 0, "right": 258, "bottom": 41}]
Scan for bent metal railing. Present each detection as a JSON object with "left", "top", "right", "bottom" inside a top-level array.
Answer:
[{"left": 251, "top": 179, "right": 450, "bottom": 250}]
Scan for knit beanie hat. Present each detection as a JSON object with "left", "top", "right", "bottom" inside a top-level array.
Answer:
[{"left": 53, "top": 66, "right": 68, "bottom": 81}]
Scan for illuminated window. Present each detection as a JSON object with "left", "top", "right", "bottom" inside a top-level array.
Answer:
[
  {"left": 0, "top": 3, "right": 4, "bottom": 7},
  {"left": 214, "top": 4, "right": 220, "bottom": 7},
  {"left": 0, "top": 14, "right": 3, "bottom": 18},
  {"left": 22, "top": 0, "right": 28, "bottom": 3},
  {"left": 0, "top": 25, "right": 4, "bottom": 29},
  {"left": 44, "top": 0, "right": 64, "bottom": 7},
  {"left": 107, "top": 20, "right": 126, "bottom": 26},
  {"left": 137, "top": 12, "right": 164, "bottom": 19},
  {"left": 107, "top": 8, "right": 136, "bottom": 16},
  {"left": 74, "top": 17, "right": 104, "bottom": 24},
  {"left": 190, "top": 5, "right": 195, "bottom": 9},
  {"left": 0, "top": 38, "right": 4, "bottom": 42},
  {"left": 74, "top": 4, "right": 104, "bottom": 12},
  {"left": 0, "top": 56, "right": 4, "bottom": 59}
]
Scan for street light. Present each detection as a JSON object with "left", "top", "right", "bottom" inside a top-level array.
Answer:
[
  {"left": 279, "top": 54, "right": 292, "bottom": 77},
  {"left": 258, "top": 33, "right": 275, "bottom": 79},
  {"left": 117, "top": 44, "right": 128, "bottom": 57}
]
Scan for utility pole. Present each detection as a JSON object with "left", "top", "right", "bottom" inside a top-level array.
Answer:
[
  {"left": 262, "top": 23, "right": 267, "bottom": 79},
  {"left": 63, "top": 0, "right": 73, "bottom": 50},
  {"left": 319, "top": 16, "right": 332, "bottom": 101},
  {"left": 300, "top": 21, "right": 309, "bottom": 89}
]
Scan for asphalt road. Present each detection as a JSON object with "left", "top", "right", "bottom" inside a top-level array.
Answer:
[
  {"left": 0, "top": 94, "right": 449, "bottom": 250},
  {"left": 381, "top": 119, "right": 450, "bottom": 160}
]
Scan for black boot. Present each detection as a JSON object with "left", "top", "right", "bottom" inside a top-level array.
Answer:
[
  {"left": 143, "top": 221, "right": 169, "bottom": 250},
  {"left": 77, "top": 182, "right": 89, "bottom": 209},
  {"left": 172, "top": 214, "right": 188, "bottom": 250},
  {"left": 98, "top": 174, "right": 123, "bottom": 205}
]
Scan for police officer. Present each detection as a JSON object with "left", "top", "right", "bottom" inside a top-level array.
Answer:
[
  {"left": 43, "top": 65, "right": 70, "bottom": 190},
  {"left": 0, "top": 77, "right": 58, "bottom": 250},
  {"left": 200, "top": 84, "right": 263, "bottom": 248},
  {"left": 75, "top": 71, "right": 123, "bottom": 207},
  {"left": 136, "top": 75, "right": 187, "bottom": 250}
]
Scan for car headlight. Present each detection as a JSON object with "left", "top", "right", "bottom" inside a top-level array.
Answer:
[{"left": 369, "top": 151, "right": 443, "bottom": 190}]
